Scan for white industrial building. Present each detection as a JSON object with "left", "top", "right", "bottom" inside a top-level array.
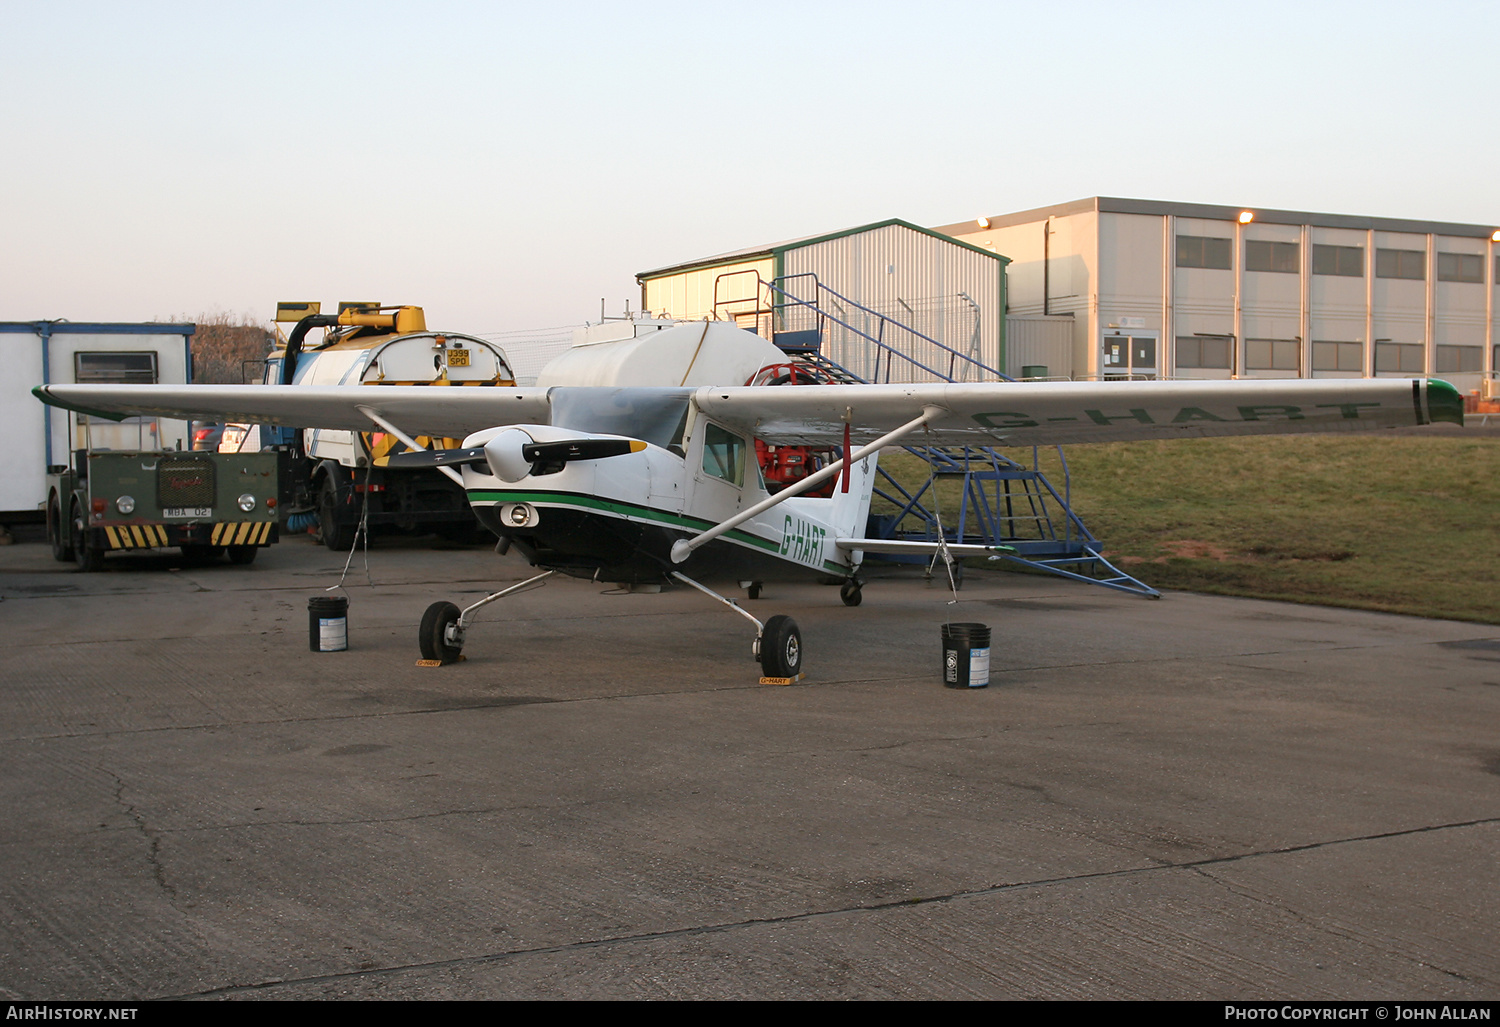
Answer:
[{"left": 935, "top": 198, "right": 1500, "bottom": 394}]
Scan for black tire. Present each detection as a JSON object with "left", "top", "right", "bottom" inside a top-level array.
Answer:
[
  {"left": 48, "top": 492, "right": 73, "bottom": 562},
  {"left": 181, "top": 544, "right": 222, "bottom": 565},
  {"left": 71, "top": 501, "right": 103, "bottom": 573},
  {"left": 839, "top": 580, "right": 862, "bottom": 607},
  {"left": 226, "top": 545, "right": 258, "bottom": 565},
  {"left": 747, "top": 582, "right": 762, "bottom": 600},
  {"left": 760, "top": 615, "right": 803, "bottom": 678},
  {"left": 319, "top": 477, "right": 353, "bottom": 552},
  {"left": 419, "top": 601, "right": 463, "bottom": 663}
]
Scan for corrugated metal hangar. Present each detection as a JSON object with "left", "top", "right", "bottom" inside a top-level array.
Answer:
[
  {"left": 637, "top": 219, "right": 1009, "bottom": 383},
  {"left": 636, "top": 199, "right": 1498, "bottom": 395},
  {"left": 935, "top": 197, "right": 1500, "bottom": 393}
]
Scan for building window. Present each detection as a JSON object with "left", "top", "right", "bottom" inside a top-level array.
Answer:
[
  {"left": 1312, "top": 341, "right": 1364, "bottom": 372},
  {"left": 1245, "top": 338, "right": 1300, "bottom": 371},
  {"left": 1376, "top": 249, "right": 1425, "bottom": 280},
  {"left": 1176, "top": 235, "right": 1231, "bottom": 270},
  {"left": 1436, "top": 252, "right": 1483, "bottom": 284},
  {"left": 74, "top": 352, "right": 158, "bottom": 384},
  {"left": 1312, "top": 244, "right": 1363, "bottom": 277},
  {"left": 1245, "top": 240, "right": 1299, "bottom": 274},
  {"left": 1374, "top": 342, "right": 1425, "bottom": 373},
  {"left": 1436, "top": 345, "right": 1482, "bottom": 373},
  {"left": 1176, "top": 336, "right": 1232, "bottom": 369}
]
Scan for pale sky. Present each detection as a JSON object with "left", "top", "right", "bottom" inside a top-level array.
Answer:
[{"left": 3, "top": 0, "right": 1496, "bottom": 342}]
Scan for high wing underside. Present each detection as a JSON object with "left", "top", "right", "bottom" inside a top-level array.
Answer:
[
  {"left": 32, "top": 384, "right": 556, "bottom": 440},
  {"left": 692, "top": 378, "right": 1463, "bottom": 446},
  {"left": 33, "top": 378, "right": 1462, "bottom": 448}
]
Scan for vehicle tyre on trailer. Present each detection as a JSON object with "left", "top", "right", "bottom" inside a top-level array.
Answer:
[
  {"left": 71, "top": 500, "right": 103, "bottom": 573},
  {"left": 48, "top": 491, "right": 73, "bottom": 562},
  {"left": 226, "top": 545, "right": 258, "bottom": 565},
  {"left": 319, "top": 476, "right": 354, "bottom": 552}
]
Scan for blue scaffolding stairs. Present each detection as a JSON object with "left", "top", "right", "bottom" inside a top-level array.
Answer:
[{"left": 714, "top": 271, "right": 1159, "bottom": 598}]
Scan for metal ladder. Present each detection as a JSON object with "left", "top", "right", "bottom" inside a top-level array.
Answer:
[{"left": 713, "top": 271, "right": 1159, "bottom": 598}]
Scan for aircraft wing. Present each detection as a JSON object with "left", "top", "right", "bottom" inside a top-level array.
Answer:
[
  {"left": 32, "top": 384, "right": 555, "bottom": 440},
  {"left": 693, "top": 378, "right": 1463, "bottom": 447},
  {"left": 35, "top": 378, "right": 1461, "bottom": 449}
]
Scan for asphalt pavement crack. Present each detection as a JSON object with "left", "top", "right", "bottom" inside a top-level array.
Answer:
[
  {"left": 1188, "top": 865, "right": 1476, "bottom": 984},
  {"left": 100, "top": 764, "right": 177, "bottom": 905},
  {"left": 168, "top": 815, "right": 1500, "bottom": 1000}
]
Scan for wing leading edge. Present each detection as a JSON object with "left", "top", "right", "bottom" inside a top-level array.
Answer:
[
  {"left": 34, "top": 378, "right": 1461, "bottom": 448},
  {"left": 692, "top": 378, "right": 1463, "bottom": 446},
  {"left": 32, "top": 384, "right": 555, "bottom": 441}
]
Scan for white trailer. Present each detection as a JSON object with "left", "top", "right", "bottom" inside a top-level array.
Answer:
[{"left": 2, "top": 321, "right": 195, "bottom": 521}]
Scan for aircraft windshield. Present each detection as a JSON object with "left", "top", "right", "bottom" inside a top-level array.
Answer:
[{"left": 548, "top": 387, "right": 692, "bottom": 451}]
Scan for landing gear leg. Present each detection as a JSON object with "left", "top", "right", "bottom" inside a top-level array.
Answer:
[
  {"left": 417, "top": 569, "right": 555, "bottom": 665},
  {"left": 671, "top": 571, "right": 803, "bottom": 683}
]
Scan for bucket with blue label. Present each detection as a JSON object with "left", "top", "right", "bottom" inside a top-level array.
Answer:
[{"left": 941, "top": 622, "right": 990, "bottom": 688}]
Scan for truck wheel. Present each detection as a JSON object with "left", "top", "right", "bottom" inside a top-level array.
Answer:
[
  {"left": 181, "top": 545, "right": 222, "bottom": 565},
  {"left": 48, "top": 492, "right": 73, "bottom": 562},
  {"left": 419, "top": 601, "right": 463, "bottom": 663},
  {"left": 71, "top": 501, "right": 103, "bottom": 573},
  {"left": 226, "top": 545, "right": 258, "bottom": 565},
  {"left": 319, "top": 478, "right": 353, "bottom": 552}
]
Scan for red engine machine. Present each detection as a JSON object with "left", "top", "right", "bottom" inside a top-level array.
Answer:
[{"left": 747, "top": 363, "right": 842, "bottom": 497}]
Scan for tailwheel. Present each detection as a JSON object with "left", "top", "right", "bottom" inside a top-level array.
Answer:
[
  {"left": 839, "top": 580, "right": 862, "bottom": 607},
  {"left": 419, "top": 601, "right": 464, "bottom": 663},
  {"left": 759, "top": 615, "right": 803, "bottom": 679}
]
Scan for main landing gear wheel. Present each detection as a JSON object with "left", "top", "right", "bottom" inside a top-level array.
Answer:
[
  {"left": 839, "top": 580, "right": 862, "bottom": 607},
  {"left": 419, "top": 601, "right": 464, "bottom": 663},
  {"left": 759, "top": 615, "right": 802, "bottom": 678},
  {"left": 747, "top": 581, "right": 763, "bottom": 600}
]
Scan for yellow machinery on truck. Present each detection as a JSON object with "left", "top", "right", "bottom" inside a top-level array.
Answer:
[{"left": 239, "top": 303, "right": 516, "bottom": 548}]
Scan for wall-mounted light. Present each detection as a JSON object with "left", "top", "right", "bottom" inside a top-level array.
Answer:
[
  {"left": 976, "top": 216, "right": 991, "bottom": 229},
  {"left": 1491, "top": 229, "right": 1500, "bottom": 242},
  {"left": 1237, "top": 211, "right": 1255, "bottom": 225}
]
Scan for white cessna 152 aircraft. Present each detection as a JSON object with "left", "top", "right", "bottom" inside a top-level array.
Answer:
[{"left": 34, "top": 313, "right": 1464, "bottom": 682}]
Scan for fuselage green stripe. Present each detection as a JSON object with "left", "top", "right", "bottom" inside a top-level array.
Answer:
[{"left": 467, "top": 489, "right": 782, "bottom": 554}]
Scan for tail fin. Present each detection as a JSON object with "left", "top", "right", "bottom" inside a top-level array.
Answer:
[{"left": 829, "top": 452, "right": 879, "bottom": 542}]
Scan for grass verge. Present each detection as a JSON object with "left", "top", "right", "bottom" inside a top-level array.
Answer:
[{"left": 877, "top": 435, "right": 1500, "bottom": 624}]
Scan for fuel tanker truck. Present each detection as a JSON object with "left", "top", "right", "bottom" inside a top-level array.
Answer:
[{"left": 244, "top": 304, "right": 517, "bottom": 549}]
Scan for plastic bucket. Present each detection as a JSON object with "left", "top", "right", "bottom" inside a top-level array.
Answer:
[
  {"left": 941, "top": 622, "right": 991, "bottom": 688},
  {"left": 308, "top": 595, "right": 348, "bottom": 652}
]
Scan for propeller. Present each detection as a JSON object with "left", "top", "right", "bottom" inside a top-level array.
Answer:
[{"left": 382, "top": 431, "right": 646, "bottom": 482}]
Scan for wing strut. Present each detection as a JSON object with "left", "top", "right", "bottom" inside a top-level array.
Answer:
[
  {"left": 356, "top": 405, "right": 464, "bottom": 486},
  {"left": 669, "top": 406, "right": 943, "bottom": 564}
]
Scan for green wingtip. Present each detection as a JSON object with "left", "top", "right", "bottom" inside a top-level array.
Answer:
[
  {"left": 1425, "top": 379, "right": 1465, "bottom": 426},
  {"left": 30, "top": 385, "right": 127, "bottom": 422}
]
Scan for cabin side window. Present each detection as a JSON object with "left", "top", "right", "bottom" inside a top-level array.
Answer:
[{"left": 700, "top": 423, "right": 745, "bottom": 487}]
